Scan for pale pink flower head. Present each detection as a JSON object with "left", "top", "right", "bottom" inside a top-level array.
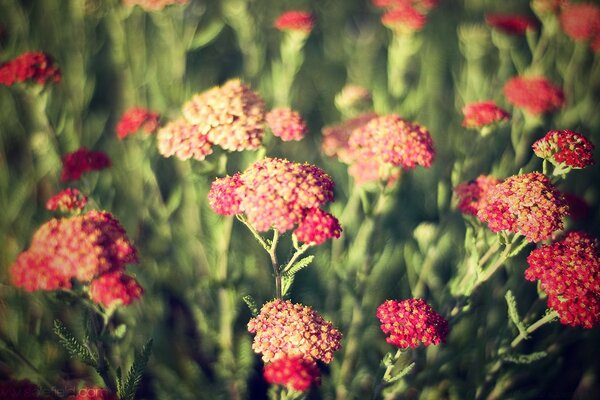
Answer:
[
  {"left": 526, "top": 231, "right": 600, "bottom": 328},
  {"left": 266, "top": 108, "right": 308, "bottom": 141},
  {"left": 207, "top": 173, "right": 243, "bottom": 216},
  {"left": 559, "top": 3, "right": 600, "bottom": 42},
  {"left": 294, "top": 208, "right": 342, "bottom": 245},
  {"left": 247, "top": 299, "right": 342, "bottom": 363},
  {"left": 485, "top": 13, "right": 538, "bottom": 35},
  {"left": 263, "top": 355, "right": 321, "bottom": 392},
  {"left": 46, "top": 188, "right": 88, "bottom": 213},
  {"left": 461, "top": 101, "right": 510, "bottom": 129},
  {"left": 477, "top": 172, "right": 568, "bottom": 242},
  {"left": 156, "top": 118, "right": 213, "bottom": 161},
  {"left": 376, "top": 298, "right": 449, "bottom": 348},
  {"left": 0, "top": 51, "right": 61, "bottom": 86},
  {"left": 60, "top": 148, "right": 111, "bottom": 182},
  {"left": 116, "top": 107, "right": 160, "bottom": 139},
  {"left": 182, "top": 79, "right": 266, "bottom": 151},
  {"left": 89, "top": 271, "right": 143, "bottom": 308},
  {"left": 503, "top": 76, "right": 565, "bottom": 115},
  {"left": 274, "top": 11, "right": 315, "bottom": 33},
  {"left": 381, "top": 6, "right": 427, "bottom": 33},
  {"left": 532, "top": 129, "right": 595, "bottom": 169},
  {"left": 454, "top": 175, "right": 501, "bottom": 216}
]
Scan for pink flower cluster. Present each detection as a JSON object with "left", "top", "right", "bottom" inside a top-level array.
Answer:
[
  {"left": 263, "top": 355, "right": 321, "bottom": 392},
  {"left": 476, "top": 172, "right": 567, "bottom": 242},
  {"left": 60, "top": 147, "right": 111, "bottom": 182},
  {"left": 208, "top": 158, "right": 341, "bottom": 244},
  {"left": 454, "top": 175, "right": 501, "bottom": 216},
  {"left": 485, "top": 13, "right": 538, "bottom": 35},
  {"left": 266, "top": 108, "right": 308, "bottom": 141},
  {"left": 67, "top": 387, "right": 118, "bottom": 400},
  {"left": 526, "top": 232, "right": 600, "bottom": 328},
  {"left": 374, "top": 0, "right": 439, "bottom": 33},
  {"left": 503, "top": 76, "right": 565, "bottom": 115},
  {"left": 532, "top": 129, "right": 595, "bottom": 169},
  {"left": 0, "top": 51, "right": 61, "bottom": 86},
  {"left": 10, "top": 210, "right": 142, "bottom": 308},
  {"left": 247, "top": 299, "right": 342, "bottom": 363},
  {"left": 274, "top": 11, "right": 315, "bottom": 33},
  {"left": 461, "top": 101, "right": 510, "bottom": 130},
  {"left": 116, "top": 107, "right": 160, "bottom": 139},
  {"left": 46, "top": 188, "right": 88, "bottom": 212},
  {"left": 376, "top": 299, "right": 449, "bottom": 348},
  {"left": 559, "top": 3, "right": 600, "bottom": 51}
]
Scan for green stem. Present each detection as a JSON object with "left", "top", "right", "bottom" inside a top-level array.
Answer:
[
  {"left": 510, "top": 310, "right": 559, "bottom": 348},
  {"left": 268, "top": 230, "right": 282, "bottom": 299},
  {"left": 281, "top": 243, "right": 312, "bottom": 275}
]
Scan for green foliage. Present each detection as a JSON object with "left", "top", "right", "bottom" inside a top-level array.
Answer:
[
  {"left": 53, "top": 319, "right": 98, "bottom": 368},
  {"left": 119, "top": 338, "right": 154, "bottom": 400}
]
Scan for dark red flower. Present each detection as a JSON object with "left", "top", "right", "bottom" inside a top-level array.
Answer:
[
  {"left": 274, "top": 11, "right": 315, "bottom": 33},
  {"left": 503, "top": 76, "right": 565, "bottom": 115},
  {"left": 485, "top": 13, "right": 538, "bottom": 35},
  {"left": 0, "top": 51, "right": 61, "bottom": 86},
  {"left": 462, "top": 101, "right": 510, "bottom": 129},
  {"left": 116, "top": 107, "right": 160, "bottom": 139},
  {"left": 60, "top": 147, "right": 111, "bottom": 182},
  {"left": 559, "top": 3, "right": 600, "bottom": 42},
  {"left": 263, "top": 356, "right": 321, "bottom": 392},
  {"left": 294, "top": 208, "right": 342, "bottom": 245},
  {"left": 381, "top": 6, "right": 427, "bottom": 32},
  {"left": 532, "top": 129, "right": 594, "bottom": 169}
]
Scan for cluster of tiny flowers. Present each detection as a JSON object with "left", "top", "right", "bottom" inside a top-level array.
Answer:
[
  {"left": 122, "top": 0, "right": 189, "bottom": 11},
  {"left": 454, "top": 175, "right": 501, "bottom": 216},
  {"left": 321, "top": 113, "right": 378, "bottom": 164},
  {"left": 484, "top": 13, "right": 538, "bottom": 35},
  {"left": 503, "top": 76, "right": 565, "bottom": 115},
  {"left": 266, "top": 108, "right": 308, "bottom": 141},
  {"left": 376, "top": 299, "right": 449, "bottom": 348},
  {"left": 60, "top": 147, "right": 111, "bottom": 182},
  {"left": 182, "top": 79, "right": 266, "bottom": 151},
  {"left": 45, "top": 188, "right": 88, "bottom": 212},
  {"left": 156, "top": 118, "right": 213, "bottom": 161},
  {"left": 477, "top": 172, "right": 567, "bottom": 242},
  {"left": 0, "top": 379, "right": 44, "bottom": 400},
  {"left": 293, "top": 208, "right": 342, "bottom": 245},
  {"left": 247, "top": 299, "right": 342, "bottom": 363},
  {"left": 263, "top": 355, "right": 321, "bottom": 392},
  {"left": 0, "top": 51, "right": 61, "bottom": 86},
  {"left": 89, "top": 271, "right": 144, "bottom": 308},
  {"left": 559, "top": 2, "right": 600, "bottom": 47},
  {"left": 67, "top": 387, "right": 118, "bottom": 400},
  {"left": 461, "top": 101, "right": 510, "bottom": 129},
  {"left": 209, "top": 158, "right": 339, "bottom": 237},
  {"left": 10, "top": 210, "right": 142, "bottom": 308},
  {"left": 532, "top": 129, "right": 595, "bottom": 169},
  {"left": 116, "top": 107, "right": 160, "bottom": 139},
  {"left": 381, "top": 6, "right": 427, "bottom": 32},
  {"left": 525, "top": 231, "right": 600, "bottom": 328},
  {"left": 274, "top": 11, "right": 315, "bottom": 33}
]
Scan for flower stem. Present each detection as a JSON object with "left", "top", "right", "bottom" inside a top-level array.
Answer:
[
  {"left": 510, "top": 310, "right": 559, "bottom": 348},
  {"left": 268, "top": 229, "right": 282, "bottom": 299}
]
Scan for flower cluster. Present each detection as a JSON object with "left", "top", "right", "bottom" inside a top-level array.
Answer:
[
  {"left": 266, "top": 108, "right": 308, "bottom": 141},
  {"left": 374, "top": 0, "right": 439, "bottom": 32},
  {"left": 46, "top": 188, "right": 88, "bottom": 212},
  {"left": 122, "top": 0, "right": 189, "bottom": 11},
  {"left": 525, "top": 231, "right": 600, "bottom": 328},
  {"left": 503, "top": 76, "right": 565, "bottom": 115},
  {"left": 532, "top": 129, "right": 595, "bottom": 169},
  {"left": 376, "top": 299, "right": 449, "bottom": 348},
  {"left": 116, "top": 107, "right": 160, "bottom": 139},
  {"left": 0, "top": 51, "right": 61, "bottom": 86},
  {"left": 454, "top": 175, "right": 501, "bottom": 216},
  {"left": 209, "top": 158, "right": 340, "bottom": 243},
  {"left": 10, "top": 210, "right": 142, "bottom": 308},
  {"left": 247, "top": 299, "right": 342, "bottom": 363},
  {"left": 156, "top": 118, "right": 213, "bottom": 161},
  {"left": 477, "top": 172, "right": 567, "bottom": 242},
  {"left": 274, "top": 11, "right": 315, "bottom": 33},
  {"left": 559, "top": 3, "right": 600, "bottom": 46},
  {"left": 67, "top": 387, "right": 118, "bottom": 400},
  {"left": 263, "top": 355, "right": 321, "bottom": 392},
  {"left": 485, "top": 13, "right": 538, "bottom": 35},
  {"left": 60, "top": 147, "right": 111, "bottom": 182},
  {"left": 0, "top": 379, "right": 44, "bottom": 400},
  {"left": 461, "top": 101, "right": 510, "bottom": 130},
  {"left": 322, "top": 113, "right": 378, "bottom": 164}
]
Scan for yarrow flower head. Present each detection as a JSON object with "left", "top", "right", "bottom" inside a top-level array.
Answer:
[
  {"left": 157, "top": 118, "right": 213, "bottom": 161},
  {"left": 247, "top": 299, "right": 342, "bottom": 363},
  {"left": 322, "top": 113, "right": 378, "bottom": 164},
  {"left": 526, "top": 231, "right": 600, "bottom": 328},
  {"left": 485, "top": 13, "right": 538, "bottom": 35},
  {"left": 266, "top": 108, "right": 308, "bottom": 141},
  {"left": 477, "top": 172, "right": 568, "bottom": 242},
  {"left": 0, "top": 51, "right": 61, "bottom": 86},
  {"left": 263, "top": 355, "right": 321, "bottom": 392},
  {"left": 274, "top": 11, "right": 315, "bottom": 33},
  {"left": 122, "top": 0, "right": 189, "bottom": 11},
  {"left": 503, "top": 76, "right": 565, "bottom": 115},
  {"left": 294, "top": 208, "right": 342, "bottom": 245},
  {"left": 454, "top": 175, "right": 502, "bottom": 216},
  {"left": 46, "top": 188, "right": 88, "bottom": 213},
  {"left": 372, "top": 0, "right": 439, "bottom": 13},
  {"left": 89, "top": 271, "right": 143, "bottom": 309},
  {"left": 60, "top": 147, "right": 111, "bottom": 182},
  {"left": 559, "top": 3, "right": 600, "bottom": 42},
  {"left": 376, "top": 299, "right": 449, "bottom": 348},
  {"left": 532, "top": 129, "right": 595, "bottom": 170},
  {"left": 207, "top": 173, "right": 243, "bottom": 216},
  {"left": 461, "top": 101, "right": 510, "bottom": 130},
  {"left": 116, "top": 107, "right": 160, "bottom": 139},
  {"left": 0, "top": 379, "right": 44, "bottom": 400},
  {"left": 182, "top": 79, "right": 266, "bottom": 151},
  {"left": 67, "top": 387, "right": 118, "bottom": 400},
  {"left": 381, "top": 6, "right": 427, "bottom": 33}
]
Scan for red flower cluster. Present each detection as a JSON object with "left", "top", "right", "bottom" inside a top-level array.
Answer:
[
  {"left": 461, "top": 101, "right": 510, "bottom": 129},
  {"left": 46, "top": 188, "right": 88, "bottom": 212},
  {"left": 454, "top": 175, "right": 501, "bottom": 216},
  {"left": 60, "top": 147, "right": 111, "bottom": 182},
  {"left": 532, "top": 129, "right": 595, "bottom": 169},
  {"left": 381, "top": 6, "right": 427, "bottom": 32},
  {"left": 67, "top": 387, "right": 118, "bottom": 400},
  {"left": 559, "top": 3, "right": 600, "bottom": 43},
  {"left": 247, "top": 299, "right": 342, "bottom": 363},
  {"left": 526, "top": 231, "right": 600, "bottom": 328},
  {"left": 263, "top": 355, "right": 321, "bottom": 392},
  {"left": 372, "top": 0, "right": 439, "bottom": 13},
  {"left": 322, "top": 113, "right": 378, "bottom": 164},
  {"left": 156, "top": 118, "right": 213, "bottom": 161},
  {"left": 485, "top": 13, "right": 538, "bottom": 35},
  {"left": 116, "top": 107, "right": 160, "bottom": 139},
  {"left": 274, "top": 11, "right": 315, "bottom": 33},
  {"left": 0, "top": 379, "right": 43, "bottom": 400},
  {"left": 266, "top": 108, "right": 308, "bottom": 141},
  {"left": 89, "top": 271, "right": 143, "bottom": 308},
  {"left": 10, "top": 210, "right": 142, "bottom": 308},
  {"left": 503, "top": 76, "right": 565, "bottom": 115},
  {"left": 376, "top": 299, "right": 449, "bottom": 348},
  {"left": 122, "top": 0, "right": 189, "bottom": 11},
  {"left": 477, "top": 172, "right": 567, "bottom": 242},
  {"left": 208, "top": 158, "right": 340, "bottom": 242},
  {"left": 0, "top": 51, "right": 61, "bottom": 86}
]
